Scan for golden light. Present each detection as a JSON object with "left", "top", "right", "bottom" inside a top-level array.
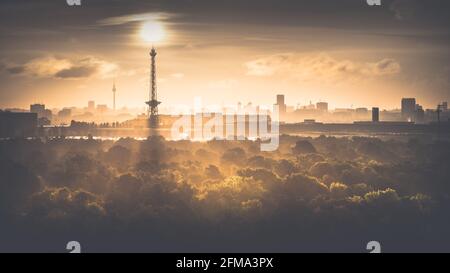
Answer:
[{"left": 140, "top": 21, "right": 165, "bottom": 43}]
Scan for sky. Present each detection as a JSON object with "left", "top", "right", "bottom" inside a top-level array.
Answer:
[{"left": 0, "top": 0, "right": 449, "bottom": 111}]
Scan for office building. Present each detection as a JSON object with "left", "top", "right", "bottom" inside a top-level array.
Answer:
[
  {"left": 0, "top": 111, "right": 37, "bottom": 137},
  {"left": 372, "top": 107, "right": 379, "bottom": 123},
  {"left": 316, "top": 102, "right": 329, "bottom": 112},
  {"left": 401, "top": 98, "right": 416, "bottom": 121}
]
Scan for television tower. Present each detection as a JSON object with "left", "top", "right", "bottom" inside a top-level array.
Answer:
[
  {"left": 112, "top": 80, "right": 116, "bottom": 111},
  {"left": 146, "top": 47, "right": 161, "bottom": 128}
]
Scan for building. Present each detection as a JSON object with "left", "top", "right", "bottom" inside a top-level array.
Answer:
[
  {"left": 88, "top": 101, "right": 95, "bottom": 112},
  {"left": 30, "top": 104, "right": 45, "bottom": 115},
  {"left": 275, "top": 94, "right": 287, "bottom": 121},
  {"left": 316, "top": 102, "right": 328, "bottom": 112},
  {"left": 58, "top": 108, "right": 72, "bottom": 119},
  {"left": 372, "top": 107, "right": 380, "bottom": 123},
  {"left": 416, "top": 105, "right": 425, "bottom": 123},
  {"left": 97, "top": 104, "right": 108, "bottom": 114},
  {"left": 0, "top": 111, "right": 37, "bottom": 137},
  {"left": 401, "top": 98, "right": 416, "bottom": 121},
  {"left": 356, "top": 108, "right": 369, "bottom": 115},
  {"left": 30, "top": 103, "right": 52, "bottom": 125},
  {"left": 276, "top": 95, "right": 287, "bottom": 112}
]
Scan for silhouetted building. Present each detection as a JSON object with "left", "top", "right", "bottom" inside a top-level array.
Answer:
[
  {"left": 58, "top": 108, "right": 72, "bottom": 119},
  {"left": 372, "top": 107, "right": 379, "bottom": 123},
  {"left": 30, "top": 104, "right": 45, "bottom": 115},
  {"left": 356, "top": 108, "right": 369, "bottom": 114},
  {"left": 316, "top": 102, "right": 328, "bottom": 112},
  {"left": 97, "top": 104, "right": 108, "bottom": 114},
  {"left": 416, "top": 105, "right": 425, "bottom": 123},
  {"left": 402, "top": 98, "right": 416, "bottom": 121},
  {"left": 275, "top": 94, "right": 287, "bottom": 121},
  {"left": 88, "top": 101, "right": 95, "bottom": 112},
  {"left": 276, "top": 94, "right": 284, "bottom": 105},
  {"left": 0, "top": 111, "right": 37, "bottom": 137},
  {"left": 30, "top": 103, "right": 52, "bottom": 124}
]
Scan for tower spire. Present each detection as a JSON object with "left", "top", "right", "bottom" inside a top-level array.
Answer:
[
  {"left": 146, "top": 45, "right": 161, "bottom": 128},
  {"left": 112, "top": 79, "right": 116, "bottom": 111}
]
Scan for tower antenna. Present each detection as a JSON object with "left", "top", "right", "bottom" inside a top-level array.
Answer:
[{"left": 112, "top": 79, "right": 116, "bottom": 111}]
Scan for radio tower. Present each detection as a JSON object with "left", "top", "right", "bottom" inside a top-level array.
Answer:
[
  {"left": 146, "top": 47, "right": 161, "bottom": 128},
  {"left": 112, "top": 80, "right": 116, "bottom": 111}
]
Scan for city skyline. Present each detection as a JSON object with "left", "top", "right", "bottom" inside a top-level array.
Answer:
[
  {"left": 1, "top": 0, "right": 450, "bottom": 110},
  {"left": 2, "top": 0, "right": 450, "bottom": 255}
]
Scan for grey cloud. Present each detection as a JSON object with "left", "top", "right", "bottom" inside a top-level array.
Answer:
[
  {"left": 6, "top": 66, "right": 26, "bottom": 75},
  {"left": 55, "top": 66, "right": 97, "bottom": 79},
  {"left": 390, "top": 0, "right": 420, "bottom": 20},
  {"left": 3, "top": 56, "right": 119, "bottom": 80}
]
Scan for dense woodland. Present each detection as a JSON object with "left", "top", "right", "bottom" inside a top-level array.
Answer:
[{"left": 1, "top": 135, "right": 450, "bottom": 252}]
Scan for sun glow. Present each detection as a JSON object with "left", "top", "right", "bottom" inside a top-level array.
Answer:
[{"left": 140, "top": 21, "right": 165, "bottom": 43}]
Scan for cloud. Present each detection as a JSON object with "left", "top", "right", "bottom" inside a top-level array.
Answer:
[
  {"left": 364, "top": 188, "right": 400, "bottom": 204},
  {"left": 245, "top": 53, "right": 401, "bottom": 82},
  {"left": 6, "top": 66, "right": 26, "bottom": 74},
  {"left": 390, "top": 0, "right": 420, "bottom": 20},
  {"left": 97, "top": 12, "right": 175, "bottom": 26},
  {"left": 5, "top": 56, "right": 119, "bottom": 79},
  {"left": 208, "top": 79, "right": 238, "bottom": 89},
  {"left": 55, "top": 66, "right": 97, "bottom": 79},
  {"left": 371, "top": 58, "right": 401, "bottom": 76}
]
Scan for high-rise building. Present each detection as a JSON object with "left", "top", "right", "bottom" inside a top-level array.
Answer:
[
  {"left": 88, "top": 101, "right": 95, "bottom": 112},
  {"left": 97, "top": 104, "right": 108, "bottom": 114},
  {"left": 277, "top": 95, "right": 285, "bottom": 106},
  {"left": 30, "top": 104, "right": 45, "bottom": 116},
  {"left": 58, "top": 108, "right": 72, "bottom": 119},
  {"left": 275, "top": 94, "right": 287, "bottom": 120},
  {"left": 372, "top": 107, "right": 379, "bottom": 123},
  {"left": 0, "top": 111, "right": 37, "bottom": 137},
  {"left": 416, "top": 105, "right": 425, "bottom": 123},
  {"left": 401, "top": 98, "right": 416, "bottom": 121},
  {"left": 30, "top": 103, "right": 52, "bottom": 121},
  {"left": 316, "top": 102, "right": 328, "bottom": 112},
  {"left": 441, "top": 102, "right": 448, "bottom": 111}
]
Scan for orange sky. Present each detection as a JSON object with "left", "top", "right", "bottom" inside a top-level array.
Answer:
[{"left": 1, "top": 0, "right": 449, "bottom": 111}]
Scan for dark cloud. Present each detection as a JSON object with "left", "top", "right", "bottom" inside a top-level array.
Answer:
[
  {"left": 1, "top": 56, "right": 118, "bottom": 80},
  {"left": 390, "top": 0, "right": 420, "bottom": 20},
  {"left": 6, "top": 66, "right": 26, "bottom": 74},
  {"left": 1, "top": 0, "right": 450, "bottom": 41},
  {"left": 54, "top": 65, "right": 97, "bottom": 78}
]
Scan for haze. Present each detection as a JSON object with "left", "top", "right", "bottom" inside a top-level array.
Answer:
[{"left": 0, "top": 0, "right": 449, "bottom": 111}]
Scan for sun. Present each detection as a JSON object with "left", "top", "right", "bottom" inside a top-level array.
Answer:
[{"left": 140, "top": 21, "right": 165, "bottom": 43}]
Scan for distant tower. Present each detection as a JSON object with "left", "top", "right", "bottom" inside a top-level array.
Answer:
[
  {"left": 146, "top": 47, "right": 161, "bottom": 128},
  {"left": 112, "top": 80, "right": 116, "bottom": 111},
  {"left": 372, "top": 107, "right": 380, "bottom": 123},
  {"left": 437, "top": 104, "right": 442, "bottom": 124}
]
